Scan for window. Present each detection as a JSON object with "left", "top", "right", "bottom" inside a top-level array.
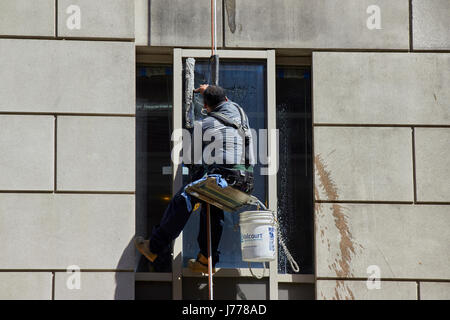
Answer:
[
  {"left": 136, "top": 50, "right": 314, "bottom": 300},
  {"left": 276, "top": 67, "right": 314, "bottom": 274},
  {"left": 136, "top": 65, "right": 173, "bottom": 272},
  {"left": 182, "top": 60, "right": 267, "bottom": 269}
]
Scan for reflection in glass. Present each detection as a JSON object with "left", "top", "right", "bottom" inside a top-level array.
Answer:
[
  {"left": 136, "top": 66, "right": 173, "bottom": 272},
  {"left": 276, "top": 67, "right": 314, "bottom": 274}
]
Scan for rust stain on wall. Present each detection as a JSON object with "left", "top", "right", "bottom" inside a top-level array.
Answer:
[
  {"left": 315, "top": 154, "right": 363, "bottom": 300},
  {"left": 225, "top": 0, "right": 237, "bottom": 33},
  {"left": 315, "top": 185, "right": 332, "bottom": 254},
  {"left": 334, "top": 280, "right": 355, "bottom": 301}
]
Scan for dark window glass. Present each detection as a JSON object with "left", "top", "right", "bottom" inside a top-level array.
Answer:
[
  {"left": 136, "top": 65, "right": 173, "bottom": 272},
  {"left": 276, "top": 67, "right": 314, "bottom": 274}
]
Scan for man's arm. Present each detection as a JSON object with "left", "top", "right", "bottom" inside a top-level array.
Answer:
[{"left": 194, "top": 84, "right": 209, "bottom": 94}]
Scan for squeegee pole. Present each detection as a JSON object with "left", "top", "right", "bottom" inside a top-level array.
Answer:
[
  {"left": 210, "top": 0, "right": 219, "bottom": 86},
  {"left": 207, "top": 0, "right": 217, "bottom": 300}
]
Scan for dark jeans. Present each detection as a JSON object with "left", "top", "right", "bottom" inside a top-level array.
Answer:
[{"left": 150, "top": 169, "right": 254, "bottom": 266}]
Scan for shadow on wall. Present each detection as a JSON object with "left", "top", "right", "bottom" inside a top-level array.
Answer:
[{"left": 114, "top": 236, "right": 136, "bottom": 300}]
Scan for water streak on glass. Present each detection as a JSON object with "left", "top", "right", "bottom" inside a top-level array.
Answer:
[{"left": 276, "top": 67, "right": 314, "bottom": 274}]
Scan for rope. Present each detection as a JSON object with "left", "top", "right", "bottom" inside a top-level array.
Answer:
[
  {"left": 254, "top": 199, "right": 300, "bottom": 274},
  {"left": 275, "top": 213, "right": 300, "bottom": 273},
  {"left": 210, "top": 0, "right": 217, "bottom": 55},
  {"left": 248, "top": 262, "right": 266, "bottom": 280}
]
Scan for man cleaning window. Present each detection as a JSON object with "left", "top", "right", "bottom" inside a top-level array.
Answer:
[{"left": 135, "top": 84, "right": 255, "bottom": 274}]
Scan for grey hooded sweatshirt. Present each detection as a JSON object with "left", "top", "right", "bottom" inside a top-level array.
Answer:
[{"left": 196, "top": 100, "right": 255, "bottom": 172}]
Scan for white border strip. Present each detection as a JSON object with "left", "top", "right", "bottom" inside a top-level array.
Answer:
[
  {"left": 267, "top": 50, "right": 279, "bottom": 300},
  {"left": 172, "top": 48, "right": 183, "bottom": 300}
]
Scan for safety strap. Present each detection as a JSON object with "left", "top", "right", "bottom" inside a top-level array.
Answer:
[{"left": 210, "top": 102, "right": 248, "bottom": 133}]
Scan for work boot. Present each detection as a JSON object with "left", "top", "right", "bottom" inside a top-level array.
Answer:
[
  {"left": 188, "top": 253, "right": 216, "bottom": 274},
  {"left": 134, "top": 236, "right": 158, "bottom": 263}
]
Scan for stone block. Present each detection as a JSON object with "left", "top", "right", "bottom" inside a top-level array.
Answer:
[
  {"left": 56, "top": 116, "right": 135, "bottom": 192},
  {"left": 58, "top": 0, "right": 134, "bottom": 39},
  {"left": 54, "top": 272, "right": 134, "bottom": 300},
  {"left": 317, "top": 280, "right": 417, "bottom": 300},
  {"left": 314, "top": 127, "right": 413, "bottom": 202},
  {"left": 415, "top": 128, "right": 450, "bottom": 202},
  {"left": 313, "top": 52, "right": 450, "bottom": 125},
  {"left": 420, "top": 282, "right": 450, "bottom": 300},
  {"left": 0, "top": 272, "right": 52, "bottom": 300},
  {"left": 0, "top": 0, "right": 55, "bottom": 37},
  {"left": 0, "top": 115, "right": 54, "bottom": 191},
  {"left": 150, "top": 0, "right": 223, "bottom": 47},
  {"left": 0, "top": 193, "right": 135, "bottom": 269},
  {"left": 413, "top": 0, "right": 450, "bottom": 50},
  {"left": 0, "top": 39, "right": 134, "bottom": 114},
  {"left": 224, "top": 0, "right": 409, "bottom": 49},
  {"left": 315, "top": 204, "right": 450, "bottom": 279},
  {"left": 135, "top": 0, "right": 148, "bottom": 46}
]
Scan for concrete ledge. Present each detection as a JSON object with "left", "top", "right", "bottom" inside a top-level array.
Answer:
[
  {"left": 57, "top": 116, "right": 135, "bottom": 192},
  {"left": 314, "top": 127, "right": 413, "bottom": 202},
  {"left": 315, "top": 204, "right": 450, "bottom": 279},
  {"left": 0, "top": 39, "right": 134, "bottom": 114},
  {"left": 54, "top": 272, "right": 134, "bottom": 300},
  {"left": 0, "top": 272, "right": 52, "bottom": 300},
  {"left": 313, "top": 52, "right": 450, "bottom": 125},
  {"left": 225, "top": 0, "right": 409, "bottom": 49},
  {"left": 0, "top": 0, "right": 55, "bottom": 37},
  {"left": 58, "top": 0, "right": 134, "bottom": 39},
  {"left": 415, "top": 128, "right": 450, "bottom": 202},
  {"left": 317, "top": 280, "right": 417, "bottom": 300},
  {"left": 0, "top": 115, "right": 54, "bottom": 191},
  {"left": 420, "top": 282, "right": 450, "bottom": 300},
  {"left": 413, "top": 0, "right": 450, "bottom": 50},
  {"left": 0, "top": 194, "right": 135, "bottom": 269}
]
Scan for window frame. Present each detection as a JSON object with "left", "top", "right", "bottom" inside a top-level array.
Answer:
[
  {"left": 135, "top": 49, "right": 315, "bottom": 300},
  {"left": 173, "top": 48, "right": 280, "bottom": 300}
]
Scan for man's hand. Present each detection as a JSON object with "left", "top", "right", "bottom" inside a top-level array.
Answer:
[{"left": 194, "top": 84, "right": 209, "bottom": 95}]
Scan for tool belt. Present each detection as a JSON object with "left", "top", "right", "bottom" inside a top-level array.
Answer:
[{"left": 208, "top": 166, "right": 254, "bottom": 194}]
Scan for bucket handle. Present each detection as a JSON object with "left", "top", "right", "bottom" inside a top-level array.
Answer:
[{"left": 248, "top": 262, "right": 266, "bottom": 280}]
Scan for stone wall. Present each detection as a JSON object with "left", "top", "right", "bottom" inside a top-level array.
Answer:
[
  {"left": 0, "top": 0, "right": 135, "bottom": 300},
  {"left": 1, "top": 0, "right": 449, "bottom": 300},
  {"left": 313, "top": 52, "right": 449, "bottom": 300},
  {"left": 137, "top": 0, "right": 449, "bottom": 51},
  {"left": 135, "top": 0, "right": 450, "bottom": 300}
]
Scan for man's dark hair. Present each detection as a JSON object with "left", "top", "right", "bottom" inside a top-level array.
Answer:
[{"left": 203, "top": 85, "right": 226, "bottom": 109}]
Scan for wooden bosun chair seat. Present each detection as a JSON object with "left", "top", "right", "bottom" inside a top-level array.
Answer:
[{"left": 185, "top": 177, "right": 258, "bottom": 212}]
